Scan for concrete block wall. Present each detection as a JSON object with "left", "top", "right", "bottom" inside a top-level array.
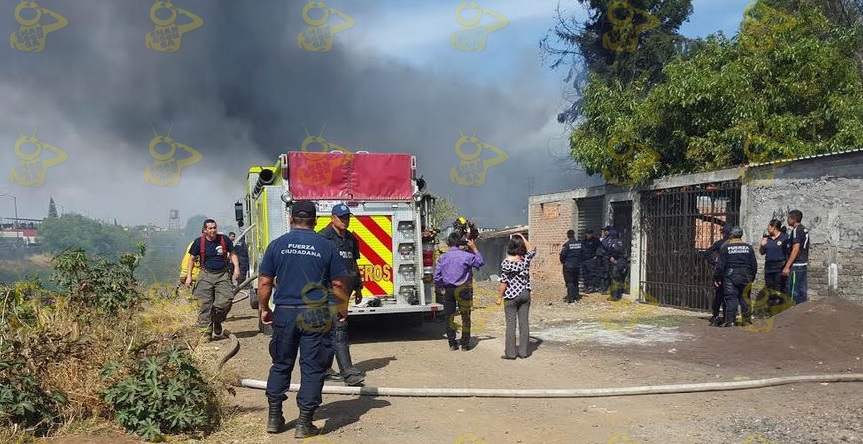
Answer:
[
  {"left": 528, "top": 195, "right": 576, "bottom": 288},
  {"left": 741, "top": 151, "right": 863, "bottom": 304}
]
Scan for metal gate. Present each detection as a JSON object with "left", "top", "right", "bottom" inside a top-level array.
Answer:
[
  {"left": 576, "top": 196, "right": 604, "bottom": 238},
  {"left": 612, "top": 201, "right": 633, "bottom": 258},
  {"left": 639, "top": 181, "right": 741, "bottom": 311}
]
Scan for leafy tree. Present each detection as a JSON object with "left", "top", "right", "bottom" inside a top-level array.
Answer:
[
  {"left": 39, "top": 214, "right": 143, "bottom": 259},
  {"left": 541, "top": 0, "right": 696, "bottom": 124},
  {"left": 182, "top": 215, "right": 208, "bottom": 240},
  {"left": 567, "top": 0, "right": 863, "bottom": 185}
]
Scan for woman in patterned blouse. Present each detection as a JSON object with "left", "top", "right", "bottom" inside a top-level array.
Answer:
[{"left": 498, "top": 233, "right": 537, "bottom": 360}]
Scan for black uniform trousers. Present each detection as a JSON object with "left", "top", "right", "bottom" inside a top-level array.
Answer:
[
  {"left": 723, "top": 273, "right": 753, "bottom": 325},
  {"left": 711, "top": 283, "right": 725, "bottom": 319},
  {"left": 563, "top": 265, "right": 580, "bottom": 302},
  {"left": 608, "top": 259, "right": 627, "bottom": 300},
  {"left": 266, "top": 305, "right": 335, "bottom": 410}
]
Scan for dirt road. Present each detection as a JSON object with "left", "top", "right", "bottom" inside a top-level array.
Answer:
[{"left": 46, "top": 281, "right": 863, "bottom": 444}]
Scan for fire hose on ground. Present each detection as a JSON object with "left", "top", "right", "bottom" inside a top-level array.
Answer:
[
  {"left": 215, "top": 271, "right": 863, "bottom": 397},
  {"left": 231, "top": 374, "right": 863, "bottom": 398}
]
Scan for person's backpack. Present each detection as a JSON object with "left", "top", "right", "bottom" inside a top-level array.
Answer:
[{"left": 199, "top": 234, "right": 228, "bottom": 265}]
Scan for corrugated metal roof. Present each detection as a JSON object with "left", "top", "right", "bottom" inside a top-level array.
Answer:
[{"left": 746, "top": 147, "right": 863, "bottom": 167}]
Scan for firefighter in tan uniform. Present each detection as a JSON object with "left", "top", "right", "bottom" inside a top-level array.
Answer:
[{"left": 185, "top": 219, "right": 240, "bottom": 341}]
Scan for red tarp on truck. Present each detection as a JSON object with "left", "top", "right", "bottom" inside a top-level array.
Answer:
[{"left": 287, "top": 152, "right": 415, "bottom": 200}]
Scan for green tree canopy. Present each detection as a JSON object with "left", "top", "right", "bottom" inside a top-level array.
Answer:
[
  {"left": 39, "top": 213, "right": 144, "bottom": 259},
  {"left": 569, "top": 0, "right": 863, "bottom": 185}
]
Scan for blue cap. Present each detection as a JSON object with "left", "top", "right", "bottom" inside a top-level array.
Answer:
[{"left": 332, "top": 203, "right": 352, "bottom": 217}]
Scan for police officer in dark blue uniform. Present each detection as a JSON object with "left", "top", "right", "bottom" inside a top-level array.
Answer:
[
  {"left": 713, "top": 226, "right": 757, "bottom": 328},
  {"left": 602, "top": 228, "right": 627, "bottom": 301},
  {"left": 595, "top": 226, "right": 613, "bottom": 294},
  {"left": 559, "top": 229, "right": 583, "bottom": 304},
  {"left": 581, "top": 229, "right": 601, "bottom": 292},
  {"left": 703, "top": 225, "right": 732, "bottom": 326},
  {"left": 319, "top": 203, "right": 366, "bottom": 386},
  {"left": 257, "top": 200, "right": 349, "bottom": 438}
]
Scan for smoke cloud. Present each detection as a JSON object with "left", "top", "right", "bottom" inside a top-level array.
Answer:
[{"left": 1, "top": 0, "right": 599, "bottom": 228}]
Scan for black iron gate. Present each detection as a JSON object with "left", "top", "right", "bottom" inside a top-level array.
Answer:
[{"left": 639, "top": 181, "right": 741, "bottom": 311}]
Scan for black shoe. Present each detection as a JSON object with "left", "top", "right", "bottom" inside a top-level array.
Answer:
[
  {"left": 325, "top": 369, "right": 344, "bottom": 381},
  {"left": 266, "top": 402, "right": 285, "bottom": 434},
  {"left": 294, "top": 408, "right": 320, "bottom": 439},
  {"left": 213, "top": 322, "right": 223, "bottom": 337},
  {"left": 449, "top": 343, "right": 459, "bottom": 351},
  {"left": 720, "top": 321, "right": 736, "bottom": 328},
  {"left": 344, "top": 373, "right": 365, "bottom": 386},
  {"left": 501, "top": 355, "right": 516, "bottom": 360},
  {"left": 461, "top": 343, "right": 470, "bottom": 351}
]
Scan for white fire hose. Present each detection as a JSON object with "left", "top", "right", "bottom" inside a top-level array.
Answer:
[{"left": 234, "top": 374, "right": 863, "bottom": 398}]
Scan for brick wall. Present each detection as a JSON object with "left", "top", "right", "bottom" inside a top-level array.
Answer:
[{"left": 528, "top": 198, "right": 575, "bottom": 287}]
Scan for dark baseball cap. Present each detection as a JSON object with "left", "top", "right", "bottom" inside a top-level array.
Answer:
[
  {"left": 332, "top": 203, "right": 351, "bottom": 217},
  {"left": 721, "top": 225, "right": 733, "bottom": 235},
  {"left": 291, "top": 200, "right": 316, "bottom": 218},
  {"left": 603, "top": 225, "right": 613, "bottom": 231}
]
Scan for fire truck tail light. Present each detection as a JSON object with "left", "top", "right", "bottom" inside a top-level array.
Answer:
[{"left": 422, "top": 250, "right": 433, "bottom": 267}]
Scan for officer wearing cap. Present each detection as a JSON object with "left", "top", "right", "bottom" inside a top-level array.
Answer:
[
  {"left": 702, "top": 225, "right": 732, "bottom": 326},
  {"left": 713, "top": 226, "right": 758, "bottom": 328},
  {"left": 318, "top": 203, "right": 366, "bottom": 387},
  {"left": 258, "top": 200, "right": 349, "bottom": 438},
  {"left": 581, "top": 229, "right": 601, "bottom": 292},
  {"left": 559, "top": 229, "right": 583, "bottom": 304}
]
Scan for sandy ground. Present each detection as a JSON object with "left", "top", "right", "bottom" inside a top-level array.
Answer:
[{"left": 42, "top": 280, "right": 863, "bottom": 444}]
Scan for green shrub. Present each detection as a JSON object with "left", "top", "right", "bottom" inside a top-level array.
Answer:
[
  {"left": 0, "top": 341, "right": 67, "bottom": 436},
  {"left": 100, "top": 345, "right": 220, "bottom": 442}
]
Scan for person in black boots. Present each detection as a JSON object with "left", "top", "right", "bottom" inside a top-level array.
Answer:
[
  {"left": 257, "top": 200, "right": 350, "bottom": 438},
  {"left": 559, "top": 229, "right": 583, "bottom": 304},
  {"left": 603, "top": 228, "right": 626, "bottom": 301},
  {"left": 713, "top": 226, "right": 758, "bottom": 328},
  {"left": 319, "top": 203, "right": 366, "bottom": 387},
  {"left": 703, "top": 225, "right": 732, "bottom": 326}
]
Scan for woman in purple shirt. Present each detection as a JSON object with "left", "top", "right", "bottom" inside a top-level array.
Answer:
[{"left": 433, "top": 232, "right": 485, "bottom": 351}]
